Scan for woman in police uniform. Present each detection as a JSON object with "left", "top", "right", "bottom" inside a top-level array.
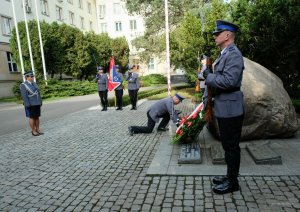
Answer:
[{"left": 20, "top": 71, "right": 43, "bottom": 136}]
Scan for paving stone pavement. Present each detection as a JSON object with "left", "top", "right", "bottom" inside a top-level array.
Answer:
[{"left": 1, "top": 100, "right": 300, "bottom": 212}]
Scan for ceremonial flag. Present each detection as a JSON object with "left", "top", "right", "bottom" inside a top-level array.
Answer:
[{"left": 108, "top": 57, "right": 121, "bottom": 91}]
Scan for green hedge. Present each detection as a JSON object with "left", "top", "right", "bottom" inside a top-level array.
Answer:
[{"left": 13, "top": 79, "right": 97, "bottom": 99}]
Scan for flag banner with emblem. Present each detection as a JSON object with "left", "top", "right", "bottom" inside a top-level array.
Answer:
[{"left": 108, "top": 57, "right": 121, "bottom": 91}]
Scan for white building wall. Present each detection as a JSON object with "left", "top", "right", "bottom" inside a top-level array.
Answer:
[
  {"left": 96, "top": 0, "right": 145, "bottom": 49},
  {"left": 0, "top": 0, "right": 98, "bottom": 97}
]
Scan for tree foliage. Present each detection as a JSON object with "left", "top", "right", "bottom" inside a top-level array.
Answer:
[
  {"left": 126, "top": 0, "right": 300, "bottom": 97},
  {"left": 10, "top": 21, "right": 130, "bottom": 81},
  {"left": 231, "top": 0, "right": 300, "bottom": 97}
]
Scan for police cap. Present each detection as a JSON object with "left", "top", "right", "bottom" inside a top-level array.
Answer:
[
  {"left": 175, "top": 93, "right": 185, "bottom": 102},
  {"left": 24, "top": 71, "right": 34, "bottom": 77},
  {"left": 212, "top": 20, "right": 239, "bottom": 35}
]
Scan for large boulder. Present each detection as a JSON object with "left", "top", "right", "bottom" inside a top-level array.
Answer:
[{"left": 210, "top": 57, "right": 298, "bottom": 141}]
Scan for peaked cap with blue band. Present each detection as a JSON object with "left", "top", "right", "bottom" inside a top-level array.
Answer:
[
  {"left": 212, "top": 20, "right": 239, "bottom": 35},
  {"left": 23, "top": 70, "right": 34, "bottom": 77},
  {"left": 175, "top": 93, "right": 184, "bottom": 102}
]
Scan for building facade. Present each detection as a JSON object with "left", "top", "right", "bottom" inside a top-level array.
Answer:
[
  {"left": 0, "top": 0, "right": 97, "bottom": 97},
  {"left": 0, "top": 0, "right": 176, "bottom": 97}
]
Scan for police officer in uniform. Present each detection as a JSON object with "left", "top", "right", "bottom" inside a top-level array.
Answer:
[
  {"left": 203, "top": 20, "right": 244, "bottom": 194},
  {"left": 115, "top": 65, "right": 124, "bottom": 110},
  {"left": 125, "top": 65, "right": 140, "bottom": 110},
  {"left": 20, "top": 71, "right": 43, "bottom": 136},
  {"left": 128, "top": 94, "right": 184, "bottom": 135},
  {"left": 95, "top": 66, "right": 108, "bottom": 111}
]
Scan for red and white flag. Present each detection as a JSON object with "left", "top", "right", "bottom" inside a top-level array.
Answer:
[{"left": 107, "top": 57, "right": 121, "bottom": 91}]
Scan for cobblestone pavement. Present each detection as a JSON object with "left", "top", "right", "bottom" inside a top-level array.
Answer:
[{"left": 1, "top": 101, "right": 300, "bottom": 212}]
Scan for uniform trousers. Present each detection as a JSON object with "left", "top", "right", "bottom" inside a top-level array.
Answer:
[
  {"left": 131, "top": 112, "right": 170, "bottom": 134},
  {"left": 98, "top": 90, "right": 108, "bottom": 107},
  {"left": 115, "top": 89, "right": 123, "bottom": 108},
  {"left": 217, "top": 114, "right": 244, "bottom": 184},
  {"left": 128, "top": 89, "right": 138, "bottom": 107}
]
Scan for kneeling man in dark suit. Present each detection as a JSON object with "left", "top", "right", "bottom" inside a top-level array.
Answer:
[{"left": 128, "top": 94, "right": 184, "bottom": 135}]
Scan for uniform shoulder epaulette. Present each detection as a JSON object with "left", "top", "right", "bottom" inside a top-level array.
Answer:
[{"left": 228, "top": 46, "right": 236, "bottom": 51}]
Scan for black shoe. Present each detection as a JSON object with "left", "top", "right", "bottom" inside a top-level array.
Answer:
[
  {"left": 130, "top": 107, "right": 134, "bottom": 110},
  {"left": 116, "top": 108, "right": 120, "bottom": 110},
  {"left": 212, "top": 176, "right": 228, "bottom": 185},
  {"left": 119, "top": 108, "right": 123, "bottom": 111},
  {"left": 133, "top": 106, "right": 137, "bottom": 110},
  {"left": 37, "top": 131, "right": 44, "bottom": 135},
  {"left": 213, "top": 179, "right": 239, "bottom": 194},
  {"left": 128, "top": 127, "right": 134, "bottom": 136},
  {"left": 101, "top": 107, "right": 105, "bottom": 111},
  {"left": 157, "top": 127, "right": 169, "bottom": 132},
  {"left": 32, "top": 131, "right": 40, "bottom": 136}
]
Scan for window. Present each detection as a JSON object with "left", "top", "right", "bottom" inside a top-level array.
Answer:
[
  {"left": 7, "top": 52, "right": 18, "bottom": 72},
  {"left": 87, "top": 2, "right": 91, "bottom": 14},
  {"left": 1, "top": 16, "right": 12, "bottom": 36},
  {"left": 113, "top": 3, "right": 123, "bottom": 14},
  {"left": 69, "top": 11, "right": 75, "bottom": 25},
  {"left": 78, "top": 0, "right": 83, "bottom": 9},
  {"left": 40, "top": 0, "right": 49, "bottom": 15},
  {"left": 89, "top": 21, "right": 93, "bottom": 31},
  {"left": 67, "top": 0, "right": 73, "bottom": 4},
  {"left": 80, "top": 16, "right": 84, "bottom": 29},
  {"left": 148, "top": 58, "right": 155, "bottom": 70},
  {"left": 99, "top": 5, "right": 105, "bottom": 19},
  {"left": 115, "top": 21, "right": 122, "bottom": 32},
  {"left": 130, "top": 20, "right": 137, "bottom": 31},
  {"left": 100, "top": 23, "right": 107, "bottom": 33},
  {"left": 24, "top": 0, "right": 32, "bottom": 7},
  {"left": 56, "top": 6, "right": 63, "bottom": 21}
]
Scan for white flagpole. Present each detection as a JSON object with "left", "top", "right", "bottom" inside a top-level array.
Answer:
[
  {"left": 11, "top": 0, "right": 25, "bottom": 81},
  {"left": 164, "top": 0, "right": 171, "bottom": 96},
  {"left": 21, "top": 0, "right": 36, "bottom": 82},
  {"left": 34, "top": 0, "right": 48, "bottom": 85}
]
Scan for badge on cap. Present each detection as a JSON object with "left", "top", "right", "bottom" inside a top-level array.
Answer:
[{"left": 97, "top": 66, "right": 103, "bottom": 70}]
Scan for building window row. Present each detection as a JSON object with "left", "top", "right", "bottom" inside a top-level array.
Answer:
[
  {"left": 99, "top": 3, "right": 124, "bottom": 18},
  {"left": 41, "top": 0, "right": 92, "bottom": 16},
  {"left": 99, "top": 20, "right": 138, "bottom": 33}
]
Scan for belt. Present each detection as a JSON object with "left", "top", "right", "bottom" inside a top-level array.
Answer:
[{"left": 215, "top": 87, "right": 240, "bottom": 95}]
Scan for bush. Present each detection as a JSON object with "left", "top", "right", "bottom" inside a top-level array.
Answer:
[
  {"left": 140, "top": 74, "right": 167, "bottom": 86},
  {"left": 14, "top": 80, "right": 97, "bottom": 99}
]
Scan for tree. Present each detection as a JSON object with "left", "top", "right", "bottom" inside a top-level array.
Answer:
[
  {"left": 111, "top": 37, "right": 130, "bottom": 68},
  {"left": 231, "top": 0, "right": 300, "bottom": 97},
  {"left": 67, "top": 31, "right": 91, "bottom": 80}
]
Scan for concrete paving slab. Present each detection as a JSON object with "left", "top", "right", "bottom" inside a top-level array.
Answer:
[{"left": 147, "top": 117, "right": 300, "bottom": 176}]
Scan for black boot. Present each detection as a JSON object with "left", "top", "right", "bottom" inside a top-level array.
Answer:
[
  {"left": 213, "top": 177, "right": 239, "bottom": 194},
  {"left": 212, "top": 176, "right": 228, "bottom": 185},
  {"left": 101, "top": 104, "right": 105, "bottom": 111}
]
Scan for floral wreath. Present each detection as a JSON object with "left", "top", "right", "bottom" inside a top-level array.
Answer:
[{"left": 172, "top": 102, "right": 206, "bottom": 143}]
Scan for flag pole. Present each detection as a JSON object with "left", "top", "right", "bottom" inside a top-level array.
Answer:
[
  {"left": 21, "top": 0, "right": 35, "bottom": 82},
  {"left": 164, "top": 0, "right": 171, "bottom": 96},
  {"left": 11, "top": 0, "right": 25, "bottom": 81},
  {"left": 34, "top": 0, "right": 48, "bottom": 85}
]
